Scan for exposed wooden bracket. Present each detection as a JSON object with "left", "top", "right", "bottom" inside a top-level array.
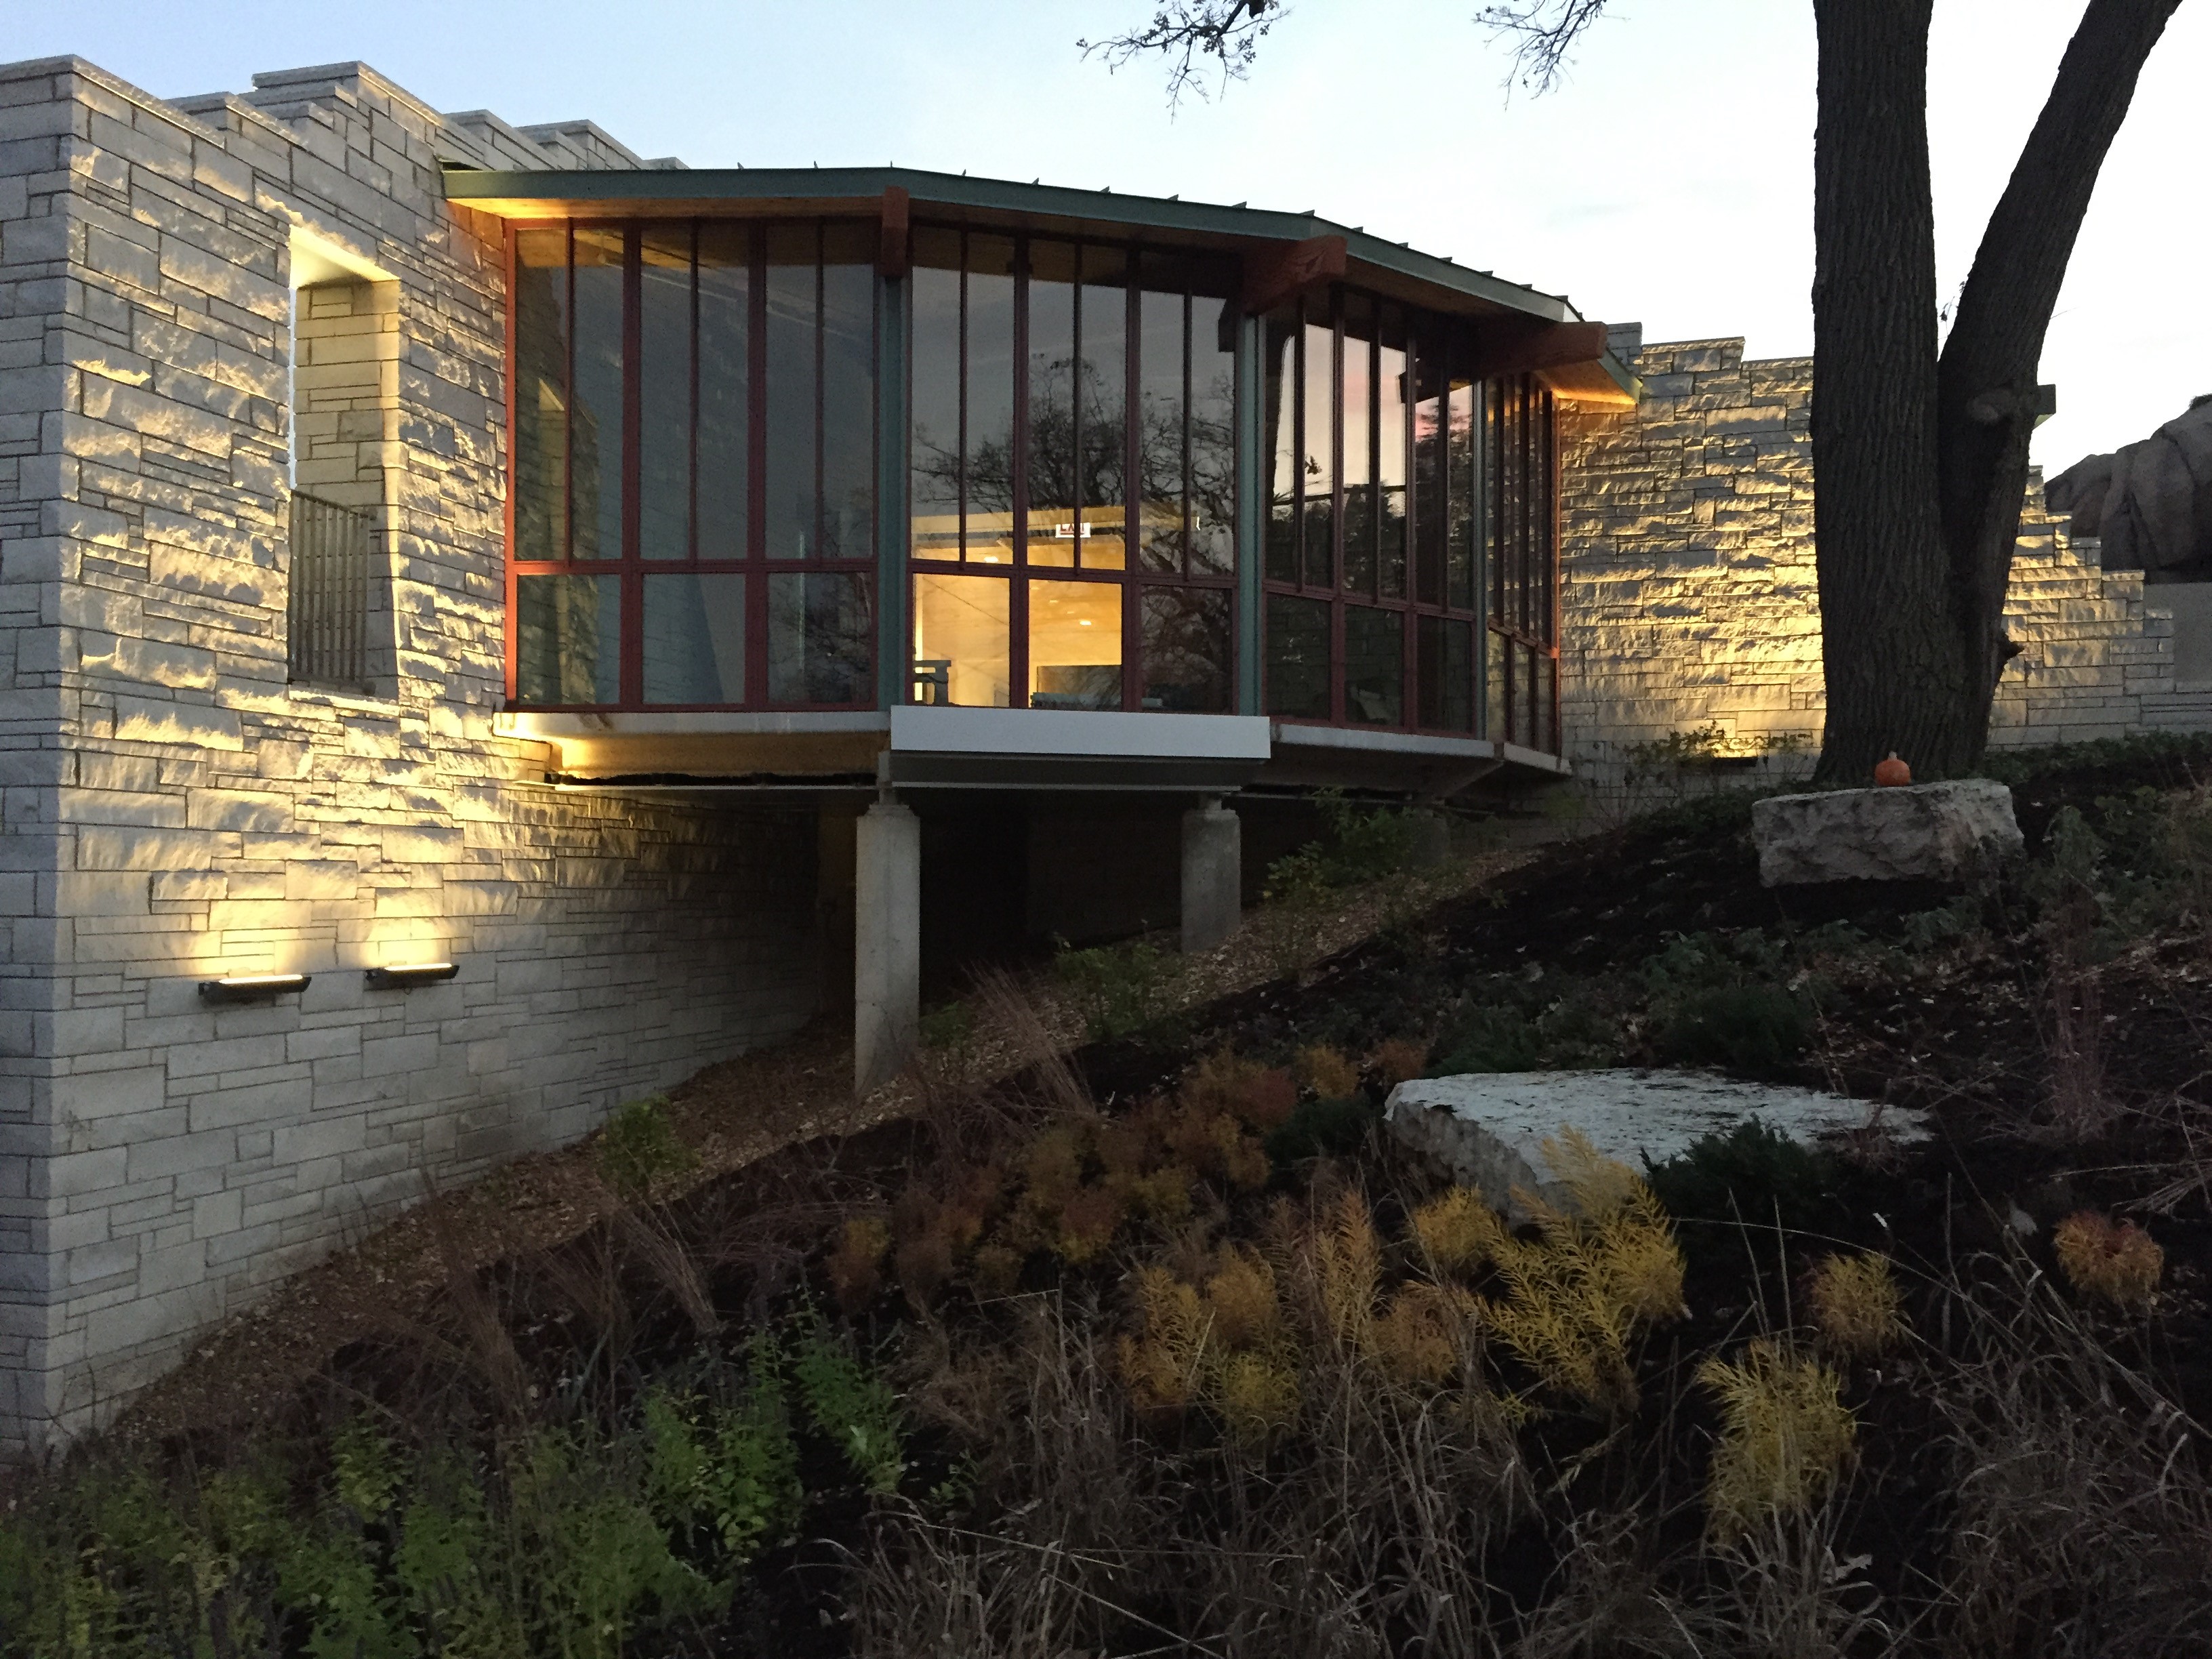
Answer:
[
  {"left": 1465, "top": 318, "right": 1611, "bottom": 382},
  {"left": 878, "top": 186, "right": 911, "bottom": 279},
  {"left": 1239, "top": 234, "right": 1347, "bottom": 316}
]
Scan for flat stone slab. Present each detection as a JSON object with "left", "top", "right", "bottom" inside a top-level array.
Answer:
[
  {"left": 1752, "top": 779, "right": 2022, "bottom": 886},
  {"left": 1384, "top": 1069, "right": 1929, "bottom": 1215}
]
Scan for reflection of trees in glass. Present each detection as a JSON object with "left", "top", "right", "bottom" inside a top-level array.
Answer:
[
  {"left": 1143, "top": 588, "right": 1231, "bottom": 711},
  {"left": 512, "top": 259, "right": 567, "bottom": 561},
  {"left": 769, "top": 573, "right": 873, "bottom": 703},
  {"left": 516, "top": 575, "right": 613, "bottom": 703},
  {"left": 914, "top": 359, "right": 1233, "bottom": 563}
]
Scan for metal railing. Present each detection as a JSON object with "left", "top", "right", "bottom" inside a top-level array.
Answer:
[{"left": 287, "top": 491, "right": 375, "bottom": 690}]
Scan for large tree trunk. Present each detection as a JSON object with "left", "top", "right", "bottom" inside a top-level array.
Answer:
[
  {"left": 1813, "top": 0, "right": 2184, "bottom": 783},
  {"left": 1932, "top": 0, "right": 2184, "bottom": 768},
  {"left": 1808, "top": 0, "right": 1952, "bottom": 785}
]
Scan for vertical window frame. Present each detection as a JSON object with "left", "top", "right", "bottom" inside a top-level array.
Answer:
[{"left": 503, "top": 214, "right": 878, "bottom": 714}]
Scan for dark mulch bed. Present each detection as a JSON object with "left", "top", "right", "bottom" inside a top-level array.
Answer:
[{"left": 124, "top": 735, "right": 2212, "bottom": 1653}]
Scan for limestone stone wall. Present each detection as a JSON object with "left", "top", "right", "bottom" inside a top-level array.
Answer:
[
  {"left": 1558, "top": 336, "right": 2207, "bottom": 808},
  {"left": 0, "top": 56, "right": 821, "bottom": 1450}
]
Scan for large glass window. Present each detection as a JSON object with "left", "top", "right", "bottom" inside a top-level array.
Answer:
[
  {"left": 1261, "top": 287, "right": 1552, "bottom": 745},
  {"left": 508, "top": 218, "right": 876, "bottom": 708},
  {"left": 907, "top": 230, "right": 1237, "bottom": 712},
  {"left": 1487, "top": 371, "right": 1559, "bottom": 752}
]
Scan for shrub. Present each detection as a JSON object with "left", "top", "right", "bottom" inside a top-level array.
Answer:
[
  {"left": 597, "top": 1095, "right": 699, "bottom": 1201},
  {"left": 2053, "top": 1210, "right": 2163, "bottom": 1311},
  {"left": 1696, "top": 1340, "right": 1856, "bottom": 1538},
  {"left": 1429, "top": 1000, "right": 1548, "bottom": 1075},
  {"left": 1056, "top": 937, "right": 1182, "bottom": 1040},
  {"left": 1263, "top": 1092, "right": 1379, "bottom": 1166},
  {"left": 826, "top": 1216, "right": 892, "bottom": 1314},
  {"left": 1181, "top": 1048, "right": 1298, "bottom": 1132},
  {"left": 645, "top": 1359, "right": 802, "bottom": 1566},
  {"left": 1807, "top": 1252, "right": 1906, "bottom": 1359},
  {"left": 1371, "top": 1036, "right": 1431, "bottom": 1088},
  {"left": 918, "top": 1001, "right": 973, "bottom": 1050},
  {"left": 1295, "top": 1044, "right": 1362, "bottom": 1101},
  {"left": 792, "top": 1321, "right": 907, "bottom": 1496},
  {"left": 1654, "top": 983, "right": 1811, "bottom": 1075},
  {"left": 1643, "top": 1119, "right": 1858, "bottom": 1250}
]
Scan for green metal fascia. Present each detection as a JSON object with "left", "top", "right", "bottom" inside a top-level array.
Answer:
[{"left": 444, "top": 163, "right": 1579, "bottom": 325}]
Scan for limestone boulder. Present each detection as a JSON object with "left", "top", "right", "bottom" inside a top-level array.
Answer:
[
  {"left": 2047, "top": 395, "right": 2212, "bottom": 578},
  {"left": 1750, "top": 779, "right": 2022, "bottom": 886},
  {"left": 1382, "top": 1069, "right": 1927, "bottom": 1216}
]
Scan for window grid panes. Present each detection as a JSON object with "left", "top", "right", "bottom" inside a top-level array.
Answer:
[
  {"left": 907, "top": 227, "right": 1237, "bottom": 714},
  {"left": 1486, "top": 370, "right": 1559, "bottom": 753},
  {"left": 507, "top": 218, "right": 876, "bottom": 710},
  {"left": 1261, "top": 286, "right": 1545, "bottom": 743}
]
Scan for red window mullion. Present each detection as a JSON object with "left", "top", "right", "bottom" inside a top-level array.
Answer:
[
  {"left": 745, "top": 224, "right": 769, "bottom": 708},
  {"left": 619, "top": 223, "right": 644, "bottom": 708},
  {"left": 1329, "top": 294, "right": 1346, "bottom": 724},
  {"left": 1122, "top": 256, "right": 1141, "bottom": 711},
  {"left": 1010, "top": 236, "right": 1031, "bottom": 708},
  {"left": 501, "top": 223, "right": 520, "bottom": 703}
]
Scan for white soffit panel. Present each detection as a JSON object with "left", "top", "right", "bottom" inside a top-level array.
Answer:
[{"left": 890, "top": 706, "right": 1273, "bottom": 760}]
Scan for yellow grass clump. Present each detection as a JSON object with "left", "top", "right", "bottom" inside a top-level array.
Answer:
[
  {"left": 1697, "top": 1340, "right": 1856, "bottom": 1538},
  {"left": 1296, "top": 1044, "right": 1364, "bottom": 1101},
  {"left": 1807, "top": 1252, "right": 1906, "bottom": 1358},
  {"left": 2053, "top": 1210, "right": 2163, "bottom": 1311},
  {"left": 1473, "top": 1130, "right": 1686, "bottom": 1415},
  {"left": 1410, "top": 1186, "right": 1504, "bottom": 1276},
  {"left": 1314, "top": 1187, "right": 1382, "bottom": 1345},
  {"left": 1118, "top": 1267, "right": 1211, "bottom": 1415}
]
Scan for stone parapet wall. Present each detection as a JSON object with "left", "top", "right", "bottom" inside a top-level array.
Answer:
[
  {"left": 0, "top": 56, "right": 816, "bottom": 1450},
  {"left": 1559, "top": 336, "right": 2200, "bottom": 808}
]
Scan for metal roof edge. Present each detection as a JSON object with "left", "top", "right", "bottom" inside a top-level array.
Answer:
[{"left": 443, "top": 164, "right": 1574, "bottom": 322}]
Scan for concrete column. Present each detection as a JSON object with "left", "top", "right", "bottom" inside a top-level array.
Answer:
[
  {"left": 1181, "top": 797, "right": 1242, "bottom": 954},
  {"left": 854, "top": 800, "right": 921, "bottom": 1095},
  {"left": 1406, "top": 807, "right": 1452, "bottom": 869}
]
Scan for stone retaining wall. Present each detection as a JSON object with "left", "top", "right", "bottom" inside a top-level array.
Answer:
[
  {"left": 0, "top": 56, "right": 819, "bottom": 1451},
  {"left": 1558, "top": 336, "right": 2210, "bottom": 810}
]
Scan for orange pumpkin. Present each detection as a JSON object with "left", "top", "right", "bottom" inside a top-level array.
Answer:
[{"left": 1874, "top": 752, "right": 1912, "bottom": 787}]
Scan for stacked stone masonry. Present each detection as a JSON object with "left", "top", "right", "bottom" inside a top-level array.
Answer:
[
  {"left": 1558, "top": 337, "right": 2212, "bottom": 805},
  {"left": 0, "top": 56, "right": 821, "bottom": 1452}
]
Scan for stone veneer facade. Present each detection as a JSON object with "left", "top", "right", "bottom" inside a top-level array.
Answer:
[
  {"left": 1557, "top": 335, "right": 2212, "bottom": 807},
  {"left": 0, "top": 58, "right": 823, "bottom": 1452}
]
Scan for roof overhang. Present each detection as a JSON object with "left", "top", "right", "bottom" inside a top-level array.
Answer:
[{"left": 444, "top": 163, "right": 1639, "bottom": 405}]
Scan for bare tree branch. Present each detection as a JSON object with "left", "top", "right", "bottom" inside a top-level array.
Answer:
[
  {"left": 1474, "top": 0, "right": 1615, "bottom": 93},
  {"left": 1080, "top": 1, "right": 1286, "bottom": 105}
]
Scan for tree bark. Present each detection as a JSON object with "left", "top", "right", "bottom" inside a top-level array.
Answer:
[
  {"left": 1813, "top": 0, "right": 2184, "bottom": 783},
  {"left": 1808, "top": 0, "right": 1954, "bottom": 785},
  {"left": 1932, "top": 0, "right": 2184, "bottom": 769}
]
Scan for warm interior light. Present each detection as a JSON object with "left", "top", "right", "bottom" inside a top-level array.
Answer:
[
  {"left": 365, "top": 961, "right": 461, "bottom": 989},
  {"left": 199, "top": 972, "right": 312, "bottom": 1003}
]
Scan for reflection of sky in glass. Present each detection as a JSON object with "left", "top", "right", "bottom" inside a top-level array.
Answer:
[
  {"left": 697, "top": 226, "right": 749, "bottom": 558},
  {"left": 638, "top": 227, "right": 691, "bottom": 560}
]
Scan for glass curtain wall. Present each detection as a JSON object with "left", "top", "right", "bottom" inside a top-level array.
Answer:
[
  {"left": 1486, "top": 371, "right": 1559, "bottom": 752},
  {"left": 1262, "top": 288, "right": 1500, "bottom": 739},
  {"left": 508, "top": 218, "right": 877, "bottom": 708},
  {"left": 908, "top": 230, "right": 1237, "bottom": 712}
]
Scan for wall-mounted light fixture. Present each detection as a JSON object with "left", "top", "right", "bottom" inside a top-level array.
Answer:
[
  {"left": 364, "top": 961, "right": 460, "bottom": 989},
  {"left": 199, "top": 973, "right": 312, "bottom": 1004}
]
